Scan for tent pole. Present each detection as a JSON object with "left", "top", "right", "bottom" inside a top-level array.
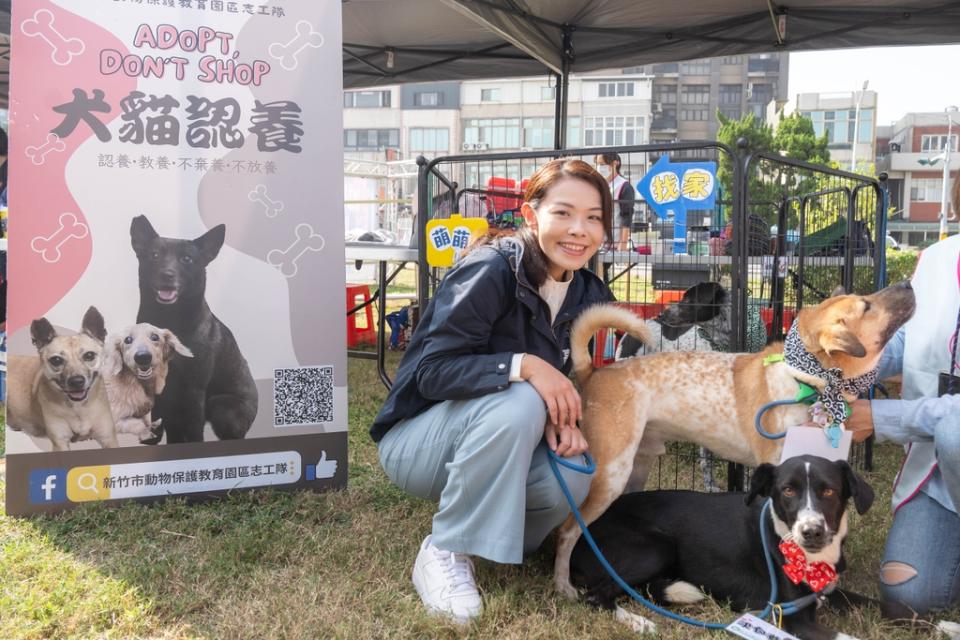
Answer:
[
  {"left": 553, "top": 71, "right": 563, "bottom": 150},
  {"left": 553, "top": 27, "right": 573, "bottom": 151}
]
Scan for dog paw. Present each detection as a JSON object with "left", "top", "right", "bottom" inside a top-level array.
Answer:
[
  {"left": 554, "top": 578, "right": 579, "bottom": 601},
  {"left": 615, "top": 606, "right": 657, "bottom": 634}
]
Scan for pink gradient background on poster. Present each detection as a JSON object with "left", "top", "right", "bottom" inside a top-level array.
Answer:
[{"left": 8, "top": 1, "right": 135, "bottom": 333}]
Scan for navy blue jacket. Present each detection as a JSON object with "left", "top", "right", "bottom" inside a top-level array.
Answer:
[{"left": 371, "top": 237, "right": 614, "bottom": 442}]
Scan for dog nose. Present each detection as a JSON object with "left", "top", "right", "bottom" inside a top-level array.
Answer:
[
  {"left": 67, "top": 375, "right": 86, "bottom": 390},
  {"left": 800, "top": 523, "right": 826, "bottom": 544},
  {"left": 160, "top": 269, "right": 177, "bottom": 283},
  {"left": 134, "top": 350, "right": 153, "bottom": 366}
]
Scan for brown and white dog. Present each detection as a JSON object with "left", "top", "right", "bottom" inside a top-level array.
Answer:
[
  {"left": 7, "top": 307, "right": 118, "bottom": 451},
  {"left": 553, "top": 282, "right": 916, "bottom": 599},
  {"left": 103, "top": 323, "right": 193, "bottom": 442}
]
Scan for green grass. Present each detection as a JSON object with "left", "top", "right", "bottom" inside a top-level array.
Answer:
[{"left": 1, "top": 354, "right": 957, "bottom": 639}]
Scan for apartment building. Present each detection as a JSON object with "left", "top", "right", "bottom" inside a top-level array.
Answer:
[
  {"left": 640, "top": 53, "right": 789, "bottom": 143},
  {"left": 776, "top": 90, "right": 878, "bottom": 171},
  {"left": 342, "top": 83, "right": 460, "bottom": 162},
  {"left": 877, "top": 111, "right": 959, "bottom": 246},
  {"left": 458, "top": 72, "right": 653, "bottom": 186}
]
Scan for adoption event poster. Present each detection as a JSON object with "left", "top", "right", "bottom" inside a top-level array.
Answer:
[{"left": 6, "top": 0, "right": 347, "bottom": 515}]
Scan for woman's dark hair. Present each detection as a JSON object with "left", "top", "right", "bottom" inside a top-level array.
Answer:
[{"left": 598, "top": 152, "right": 621, "bottom": 174}]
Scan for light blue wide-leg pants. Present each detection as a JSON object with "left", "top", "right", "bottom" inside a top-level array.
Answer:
[{"left": 377, "top": 381, "right": 592, "bottom": 564}]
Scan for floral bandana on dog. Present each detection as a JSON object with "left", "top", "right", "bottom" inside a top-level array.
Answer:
[
  {"left": 779, "top": 540, "right": 837, "bottom": 592},
  {"left": 783, "top": 320, "right": 878, "bottom": 430}
]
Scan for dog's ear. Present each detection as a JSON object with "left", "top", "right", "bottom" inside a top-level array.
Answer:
[
  {"left": 193, "top": 224, "right": 226, "bottom": 265},
  {"left": 836, "top": 460, "right": 875, "bottom": 515},
  {"left": 819, "top": 324, "right": 867, "bottom": 358},
  {"left": 745, "top": 463, "right": 777, "bottom": 505},
  {"left": 162, "top": 330, "right": 194, "bottom": 359},
  {"left": 30, "top": 317, "right": 57, "bottom": 350},
  {"left": 131, "top": 215, "right": 159, "bottom": 255},
  {"left": 81, "top": 307, "right": 107, "bottom": 343},
  {"left": 103, "top": 334, "right": 125, "bottom": 377}
]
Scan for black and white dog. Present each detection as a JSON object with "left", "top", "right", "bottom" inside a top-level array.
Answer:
[
  {"left": 617, "top": 281, "right": 748, "bottom": 358},
  {"left": 570, "top": 455, "right": 913, "bottom": 640}
]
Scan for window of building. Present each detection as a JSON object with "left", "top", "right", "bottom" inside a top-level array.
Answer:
[
  {"left": 520, "top": 116, "right": 581, "bottom": 148},
  {"left": 805, "top": 108, "right": 874, "bottom": 146},
  {"left": 343, "top": 128, "right": 400, "bottom": 150},
  {"left": 920, "top": 134, "right": 959, "bottom": 153},
  {"left": 680, "top": 108, "right": 708, "bottom": 121},
  {"left": 721, "top": 56, "right": 742, "bottom": 65},
  {"left": 344, "top": 90, "right": 391, "bottom": 108},
  {"left": 910, "top": 178, "right": 944, "bottom": 202},
  {"left": 719, "top": 84, "right": 741, "bottom": 105},
  {"left": 463, "top": 117, "right": 521, "bottom": 149},
  {"left": 413, "top": 92, "right": 442, "bottom": 107},
  {"left": 541, "top": 86, "right": 556, "bottom": 101},
  {"left": 652, "top": 84, "right": 677, "bottom": 105},
  {"left": 680, "top": 61, "right": 711, "bottom": 75},
  {"left": 747, "top": 54, "right": 780, "bottom": 73},
  {"left": 409, "top": 128, "right": 449, "bottom": 154},
  {"left": 583, "top": 115, "right": 644, "bottom": 146},
  {"left": 720, "top": 107, "right": 742, "bottom": 120},
  {"left": 467, "top": 163, "right": 522, "bottom": 190},
  {"left": 681, "top": 84, "right": 710, "bottom": 105},
  {"left": 480, "top": 88, "right": 501, "bottom": 102},
  {"left": 524, "top": 117, "right": 554, "bottom": 149},
  {"left": 598, "top": 82, "right": 635, "bottom": 98}
]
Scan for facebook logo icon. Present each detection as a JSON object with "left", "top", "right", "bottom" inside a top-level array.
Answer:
[{"left": 29, "top": 468, "right": 67, "bottom": 504}]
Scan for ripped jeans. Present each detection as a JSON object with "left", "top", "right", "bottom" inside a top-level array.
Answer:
[{"left": 880, "top": 491, "right": 960, "bottom": 614}]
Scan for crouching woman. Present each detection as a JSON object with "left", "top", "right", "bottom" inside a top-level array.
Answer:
[{"left": 370, "top": 158, "right": 615, "bottom": 623}]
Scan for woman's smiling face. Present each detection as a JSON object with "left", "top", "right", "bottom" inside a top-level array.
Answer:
[{"left": 522, "top": 176, "right": 605, "bottom": 281}]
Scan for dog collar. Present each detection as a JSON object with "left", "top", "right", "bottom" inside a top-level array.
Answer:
[
  {"left": 782, "top": 321, "right": 876, "bottom": 428},
  {"left": 779, "top": 540, "right": 837, "bottom": 593}
]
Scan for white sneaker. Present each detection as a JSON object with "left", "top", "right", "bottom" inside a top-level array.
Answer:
[{"left": 412, "top": 534, "right": 482, "bottom": 624}]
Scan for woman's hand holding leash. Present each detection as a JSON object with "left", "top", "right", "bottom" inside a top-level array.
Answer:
[{"left": 546, "top": 421, "right": 589, "bottom": 457}]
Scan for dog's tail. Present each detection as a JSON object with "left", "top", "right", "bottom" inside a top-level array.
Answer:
[{"left": 570, "top": 304, "right": 652, "bottom": 385}]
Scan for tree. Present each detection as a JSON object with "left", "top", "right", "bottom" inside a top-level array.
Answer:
[{"left": 716, "top": 110, "right": 833, "bottom": 228}]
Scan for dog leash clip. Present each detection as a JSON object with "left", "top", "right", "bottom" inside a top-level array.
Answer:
[{"left": 770, "top": 604, "right": 784, "bottom": 628}]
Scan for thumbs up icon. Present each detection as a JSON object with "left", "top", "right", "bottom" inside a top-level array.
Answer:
[{"left": 306, "top": 451, "right": 338, "bottom": 481}]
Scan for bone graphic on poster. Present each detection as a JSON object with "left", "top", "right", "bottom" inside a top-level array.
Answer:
[
  {"left": 25, "top": 133, "right": 67, "bottom": 166},
  {"left": 267, "top": 223, "right": 325, "bottom": 277},
  {"left": 248, "top": 184, "right": 285, "bottom": 218},
  {"left": 31, "top": 213, "right": 90, "bottom": 263},
  {"left": 268, "top": 20, "right": 323, "bottom": 71},
  {"left": 20, "top": 9, "right": 85, "bottom": 66}
]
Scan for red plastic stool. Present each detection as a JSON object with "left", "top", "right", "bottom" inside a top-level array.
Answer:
[{"left": 346, "top": 284, "right": 377, "bottom": 347}]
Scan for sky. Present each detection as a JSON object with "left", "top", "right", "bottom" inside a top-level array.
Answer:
[{"left": 788, "top": 44, "right": 960, "bottom": 127}]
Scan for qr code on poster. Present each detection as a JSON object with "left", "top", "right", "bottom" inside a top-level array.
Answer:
[{"left": 274, "top": 366, "right": 334, "bottom": 426}]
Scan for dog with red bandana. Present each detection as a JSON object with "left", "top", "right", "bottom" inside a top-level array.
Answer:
[{"left": 569, "top": 455, "right": 916, "bottom": 639}]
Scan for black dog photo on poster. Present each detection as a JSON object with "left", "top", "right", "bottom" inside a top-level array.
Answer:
[{"left": 130, "top": 215, "right": 258, "bottom": 444}]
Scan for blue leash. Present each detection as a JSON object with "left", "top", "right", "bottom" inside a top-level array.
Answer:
[
  {"left": 755, "top": 398, "right": 804, "bottom": 440},
  {"left": 548, "top": 450, "right": 818, "bottom": 630}
]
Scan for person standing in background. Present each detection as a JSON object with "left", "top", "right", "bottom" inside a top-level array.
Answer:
[{"left": 595, "top": 153, "right": 636, "bottom": 252}]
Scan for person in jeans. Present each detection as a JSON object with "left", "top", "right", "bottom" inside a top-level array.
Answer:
[
  {"left": 848, "top": 193, "right": 960, "bottom": 615},
  {"left": 370, "top": 159, "right": 615, "bottom": 623}
]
